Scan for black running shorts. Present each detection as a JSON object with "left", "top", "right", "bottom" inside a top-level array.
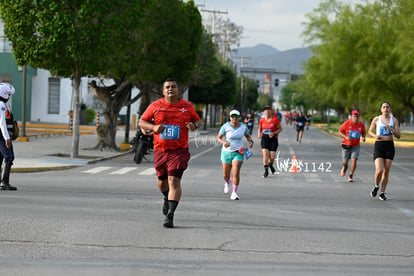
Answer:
[
  {"left": 260, "top": 135, "right": 279, "bottom": 151},
  {"left": 373, "top": 140, "right": 395, "bottom": 161}
]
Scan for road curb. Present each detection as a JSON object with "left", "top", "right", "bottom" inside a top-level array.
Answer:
[
  {"left": 85, "top": 150, "right": 132, "bottom": 165},
  {"left": 317, "top": 126, "right": 414, "bottom": 148},
  {"left": 12, "top": 150, "right": 132, "bottom": 173}
]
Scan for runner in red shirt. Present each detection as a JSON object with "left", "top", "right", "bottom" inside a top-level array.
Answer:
[
  {"left": 141, "top": 96, "right": 199, "bottom": 152},
  {"left": 258, "top": 106, "right": 282, "bottom": 177},
  {"left": 285, "top": 111, "right": 291, "bottom": 126},
  {"left": 338, "top": 110, "right": 366, "bottom": 182},
  {"left": 139, "top": 78, "right": 201, "bottom": 228}
]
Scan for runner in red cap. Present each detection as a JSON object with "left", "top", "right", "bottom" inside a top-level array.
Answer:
[
  {"left": 338, "top": 110, "right": 366, "bottom": 182},
  {"left": 258, "top": 106, "right": 282, "bottom": 177}
]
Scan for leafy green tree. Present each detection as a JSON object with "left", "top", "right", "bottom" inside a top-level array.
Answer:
[
  {"left": 256, "top": 94, "right": 273, "bottom": 109},
  {"left": 302, "top": 0, "right": 414, "bottom": 119},
  {"left": 210, "top": 65, "right": 237, "bottom": 126},
  {"left": 189, "top": 64, "right": 237, "bottom": 128},
  {"left": 212, "top": 65, "right": 237, "bottom": 106},
  {"left": 279, "top": 84, "right": 295, "bottom": 111},
  {"left": 0, "top": 0, "right": 120, "bottom": 157},
  {"left": 235, "top": 75, "right": 260, "bottom": 114},
  {"left": 245, "top": 79, "right": 259, "bottom": 112},
  {"left": 190, "top": 30, "right": 222, "bottom": 87},
  {"left": 213, "top": 18, "right": 244, "bottom": 60},
  {"left": 1, "top": 0, "right": 203, "bottom": 152},
  {"left": 187, "top": 29, "right": 223, "bottom": 111},
  {"left": 91, "top": 0, "right": 203, "bottom": 149}
]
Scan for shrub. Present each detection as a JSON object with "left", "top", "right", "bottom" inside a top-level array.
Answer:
[{"left": 86, "top": 108, "right": 96, "bottom": 123}]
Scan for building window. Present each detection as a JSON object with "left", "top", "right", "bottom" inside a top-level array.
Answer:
[
  {"left": 0, "top": 36, "right": 12, "bottom": 53},
  {"left": 1, "top": 18, "right": 13, "bottom": 52},
  {"left": 48, "top": 78, "right": 60, "bottom": 114}
]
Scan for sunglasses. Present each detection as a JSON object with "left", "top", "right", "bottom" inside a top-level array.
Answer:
[{"left": 231, "top": 115, "right": 240, "bottom": 118}]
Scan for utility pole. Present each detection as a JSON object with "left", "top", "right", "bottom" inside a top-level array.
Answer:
[
  {"left": 233, "top": 56, "right": 251, "bottom": 115},
  {"left": 199, "top": 7, "right": 228, "bottom": 128},
  {"left": 200, "top": 8, "right": 229, "bottom": 60},
  {"left": 200, "top": 8, "right": 228, "bottom": 39}
]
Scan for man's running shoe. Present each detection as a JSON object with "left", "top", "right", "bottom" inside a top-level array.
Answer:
[
  {"left": 162, "top": 198, "right": 169, "bottom": 215},
  {"left": 379, "top": 193, "right": 387, "bottom": 201},
  {"left": 269, "top": 165, "right": 276, "bottom": 174},
  {"left": 371, "top": 186, "right": 379, "bottom": 197},
  {"left": 163, "top": 213, "right": 174, "bottom": 228},
  {"left": 230, "top": 192, "right": 240, "bottom": 200},
  {"left": 262, "top": 170, "right": 269, "bottom": 178},
  {"left": 348, "top": 175, "right": 353, "bottom": 182},
  {"left": 0, "top": 183, "right": 17, "bottom": 190}
]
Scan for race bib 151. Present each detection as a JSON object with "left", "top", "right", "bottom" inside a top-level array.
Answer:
[{"left": 160, "top": 125, "right": 180, "bottom": 140}]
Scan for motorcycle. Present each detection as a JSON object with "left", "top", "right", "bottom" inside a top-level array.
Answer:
[{"left": 130, "top": 127, "right": 153, "bottom": 164}]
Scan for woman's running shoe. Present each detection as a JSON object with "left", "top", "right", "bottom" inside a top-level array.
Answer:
[
  {"left": 230, "top": 191, "right": 240, "bottom": 200},
  {"left": 371, "top": 186, "right": 379, "bottom": 197}
]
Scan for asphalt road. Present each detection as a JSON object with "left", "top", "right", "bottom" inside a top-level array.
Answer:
[{"left": 1, "top": 126, "right": 414, "bottom": 275}]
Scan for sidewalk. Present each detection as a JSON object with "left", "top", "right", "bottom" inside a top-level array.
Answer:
[
  {"left": 11, "top": 128, "right": 212, "bottom": 173},
  {"left": 12, "top": 132, "right": 131, "bottom": 172}
]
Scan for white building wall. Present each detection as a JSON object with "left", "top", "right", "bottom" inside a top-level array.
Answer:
[
  {"left": 31, "top": 69, "right": 141, "bottom": 124},
  {"left": 31, "top": 69, "right": 73, "bottom": 123}
]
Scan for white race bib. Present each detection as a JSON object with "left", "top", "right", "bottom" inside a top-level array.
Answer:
[{"left": 160, "top": 125, "right": 180, "bottom": 140}]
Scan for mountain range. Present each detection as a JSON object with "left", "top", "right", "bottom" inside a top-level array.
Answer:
[{"left": 234, "top": 44, "right": 312, "bottom": 74}]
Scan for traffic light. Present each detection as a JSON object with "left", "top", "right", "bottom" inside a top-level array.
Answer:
[{"left": 274, "top": 78, "right": 279, "bottom": 87}]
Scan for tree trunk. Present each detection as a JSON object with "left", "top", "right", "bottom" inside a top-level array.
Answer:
[
  {"left": 89, "top": 80, "right": 133, "bottom": 151},
  {"left": 71, "top": 74, "right": 81, "bottom": 158},
  {"left": 203, "top": 104, "right": 208, "bottom": 130},
  {"left": 137, "top": 84, "right": 152, "bottom": 117},
  {"left": 106, "top": 107, "right": 120, "bottom": 150}
]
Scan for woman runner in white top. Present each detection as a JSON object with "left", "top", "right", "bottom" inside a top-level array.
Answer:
[
  {"left": 217, "top": 110, "right": 253, "bottom": 200},
  {"left": 368, "top": 102, "right": 400, "bottom": 200}
]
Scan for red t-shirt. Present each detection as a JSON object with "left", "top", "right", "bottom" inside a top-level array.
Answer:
[
  {"left": 141, "top": 98, "right": 200, "bottom": 151},
  {"left": 339, "top": 120, "right": 366, "bottom": 147},
  {"left": 259, "top": 116, "right": 280, "bottom": 137}
]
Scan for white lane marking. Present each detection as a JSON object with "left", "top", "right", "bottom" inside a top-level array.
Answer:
[
  {"left": 306, "top": 173, "right": 321, "bottom": 182},
  {"left": 190, "top": 144, "right": 221, "bottom": 160},
  {"left": 399, "top": 208, "right": 414, "bottom": 217},
  {"left": 389, "top": 201, "right": 414, "bottom": 223},
  {"left": 330, "top": 174, "right": 344, "bottom": 183},
  {"left": 82, "top": 166, "right": 112, "bottom": 174},
  {"left": 362, "top": 147, "right": 411, "bottom": 172},
  {"left": 392, "top": 162, "right": 411, "bottom": 172},
  {"left": 287, "top": 146, "right": 295, "bottom": 155},
  {"left": 139, "top": 168, "right": 156, "bottom": 175},
  {"left": 110, "top": 167, "right": 137, "bottom": 175}
]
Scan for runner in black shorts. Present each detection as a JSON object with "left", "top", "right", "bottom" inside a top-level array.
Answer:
[
  {"left": 295, "top": 111, "right": 307, "bottom": 143},
  {"left": 368, "top": 102, "right": 400, "bottom": 201},
  {"left": 258, "top": 106, "right": 282, "bottom": 178}
]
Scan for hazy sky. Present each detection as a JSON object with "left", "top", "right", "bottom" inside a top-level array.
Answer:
[{"left": 196, "top": 0, "right": 364, "bottom": 50}]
